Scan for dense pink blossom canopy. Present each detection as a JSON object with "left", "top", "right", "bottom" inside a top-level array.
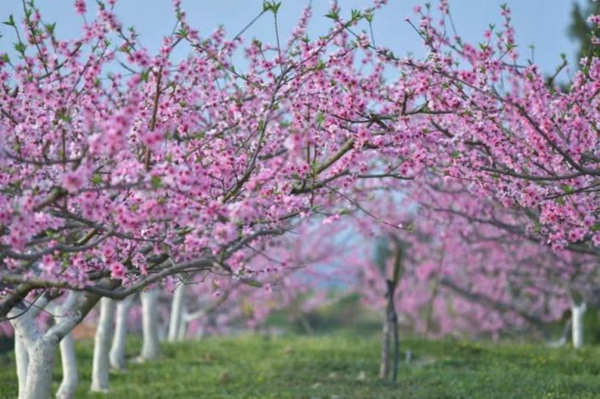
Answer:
[{"left": 1, "top": 0, "right": 599, "bottom": 332}]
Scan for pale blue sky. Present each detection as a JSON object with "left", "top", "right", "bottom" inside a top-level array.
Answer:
[{"left": 0, "top": 0, "right": 586, "bottom": 76}]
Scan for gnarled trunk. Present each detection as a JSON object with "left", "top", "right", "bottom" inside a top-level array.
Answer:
[
  {"left": 91, "top": 298, "right": 116, "bottom": 392},
  {"left": 10, "top": 289, "right": 102, "bottom": 399},
  {"left": 110, "top": 296, "right": 134, "bottom": 370}
]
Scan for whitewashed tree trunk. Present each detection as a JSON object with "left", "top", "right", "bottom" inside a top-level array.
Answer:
[
  {"left": 10, "top": 292, "right": 87, "bottom": 399},
  {"left": 177, "top": 305, "right": 188, "bottom": 341},
  {"left": 572, "top": 302, "right": 587, "bottom": 349},
  {"left": 55, "top": 292, "right": 81, "bottom": 399},
  {"left": 13, "top": 295, "right": 51, "bottom": 399},
  {"left": 8, "top": 286, "right": 103, "bottom": 399},
  {"left": 168, "top": 282, "right": 186, "bottom": 343},
  {"left": 56, "top": 333, "right": 78, "bottom": 399},
  {"left": 109, "top": 296, "right": 134, "bottom": 370},
  {"left": 548, "top": 317, "right": 572, "bottom": 348},
  {"left": 24, "top": 338, "right": 58, "bottom": 399},
  {"left": 91, "top": 298, "right": 116, "bottom": 392},
  {"left": 15, "top": 334, "right": 29, "bottom": 399},
  {"left": 139, "top": 289, "right": 160, "bottom": 361}
]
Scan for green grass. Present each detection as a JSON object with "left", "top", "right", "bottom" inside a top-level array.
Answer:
[{"left": 2, "top": 333, "right": 600, "bottom": 398}]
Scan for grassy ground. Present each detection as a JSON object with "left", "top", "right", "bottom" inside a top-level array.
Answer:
[{"left": 1, "top": 333, "right": 600, "bottom": 398}]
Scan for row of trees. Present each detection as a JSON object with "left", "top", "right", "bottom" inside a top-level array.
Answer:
[{"left": 2, "top": 0, "right": 600, "bottom": 396}]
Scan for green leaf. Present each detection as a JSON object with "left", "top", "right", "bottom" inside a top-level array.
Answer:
[
  {"left": 14, "top": 42, "right": 27, "bottom": 54},
  {"left": 351, "top": 9, "right": 363, "bottom": 21},
  {"left": 561, "top": 184, "right": 575, "bottom": 194},
  {"left": 90, "top": 174, "right": 103, "bottom": 186},
  {"left": 177, "top": 27, "right": 188, "bottom": 38},
  {"left": 3, "top": 15, "right": 15, "bottom": 27},
  {"left": 315, "top": 112, "right": 325, "bottom": 124},
  {"left": 241, "top": 278, "right": 263, "bottom": 288},
  {"left": 325, "top": 11, "right": 339, "bottom": 21},
  {"left": 44, "top": 22, "right": 56, "bottom": 36},
  {"left": 271, "top": 2, "right": 281, "bottom": 14},
  {"left": 56, "top": 109, "right": 72, "bottom": 123},
  {"left": 263, "top": 1, "right": 281, "bottom": 13},
  {"left": 151, "top": 176, "right": 163, "bottom": 189}
]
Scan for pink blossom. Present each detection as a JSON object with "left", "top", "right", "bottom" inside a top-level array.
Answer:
[
  {"left": 74, "top": 0, "right": 86, "bottom": 14},
  {"left": 110, "top": 263, "right": 126, "bottom": 280}
]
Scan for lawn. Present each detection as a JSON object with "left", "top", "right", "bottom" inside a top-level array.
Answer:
[{"left": 1, "top": 333, "right": 600, "bottom": 398}]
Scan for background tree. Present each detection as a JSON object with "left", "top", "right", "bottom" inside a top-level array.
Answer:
[{"left": 569, "top": 0, "right": 600, "bottom": 62}]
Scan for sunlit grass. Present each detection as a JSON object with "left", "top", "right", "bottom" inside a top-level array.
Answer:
[{"left": 1, "top": 333, "right": 600, "bottom": 398}]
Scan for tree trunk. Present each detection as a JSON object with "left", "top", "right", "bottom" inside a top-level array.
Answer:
[
  {"left": 110, "top": 296, "right": 134, "bottom": 370},
  {"left": 10, "top": 289, "right": 102, "bottom": 399},
  {"left": 379, "top": 306, "right": 391, "bottom": 380},
  {"left": 56, "top": 333, "right": 78, "bottom": 399},
  {"left": 177, "top": 305, "right": 188, "bottom": 341},
  {"left": 11, "top": 295, "right": 52, "bottom": 399},
  {"left": 23, "top": 338, "right": 58, "bottom": 399},
  {"left": 15, "top": 335, "right": 29, "bottom": 399},
  {"left": 391, "top": 305, "right": 400, "bottom": 383},
  {"left": 91, "top": 298, "right": 116, "bottom": 392},
  {"left": 379, "top": 280, "right": 399, "bottom": 382},
  {"left": 53, "top": 292, "right": 81, "bottom": 399},
  {"left": 168, "top": 282, "right": 185, "bottom": 343},
  {"left": 140, "top": 289, "right": 160, "bottom": 361},
  {"left": 572, "top": 302, "right": 587, "bottom": 349}
]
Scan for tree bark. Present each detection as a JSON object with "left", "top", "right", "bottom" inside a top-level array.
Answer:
[
  {"left": 10, "top": 288, "right": 103, "bottom": 399},
  {"left": 140, "top": 289, "right": 160, "bottom": 361},
  {"left": 379, "top": 303, "right": 391, "bottom": 380},
  {"left": 391, "top": 299, "right": 400, "bottom": 383},
  {"left": 15, "top": 334, "right": 29, "bottom": 399},
  {"left": 379, "top": 280, "right": 399, "bottom": 382},
  {"left": 572, "top": 302, "right": 587, "bottom": 349},
  {"left": 56, "top": 333, "right": 78, "bottom": 399},
  {"left": 110, "top": 296, "right": 134, "bottom": 370},
  {"left": 91, "top": 298, "right": 116, "bottom": 392},
  {"left": 24, "top": 338, "right": 58, "bottom": 399},
  {"left": 54, "top": 292, "right": 81, "bottom": 399},
  {"left": 12, "top": 295, "right": 51, "bottom": 399},
  {"left": 168, "top": 282, "right": 185, "bottom": 343},
  {"left": 177, "top": 304, "right": 188, "bottom": 341}
]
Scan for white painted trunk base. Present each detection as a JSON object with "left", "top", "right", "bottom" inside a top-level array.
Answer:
[
  {"left": 110, "top": 296, "right": 134, "bottom": 370},
  {"left": 56, "top": 333, "right": 78, "bottom": 399},
  {"left": 91, "top": 298, "right": 116, "bottom": 392},
  {"left": 10, "top": 291, "right": 94, "bottom": 399},
  {"left": 140, "top": 289, "right": 160, "bottom": 361},
  {"left": 572, "top": 302, "right": 587, "bottom": 349},
  {"left": 168, "top": 283, "right": 185, "bottom": 343},
  {"left": 24, "top": 340, "right": 57, "bottom": 399},
  {"left": 15, "top": 335, "right": 29, "bottom": 399}
]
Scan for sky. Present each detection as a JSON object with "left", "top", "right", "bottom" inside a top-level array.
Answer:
[{"left": 0, "top": 0, "right": 586, "bottom": 76}]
